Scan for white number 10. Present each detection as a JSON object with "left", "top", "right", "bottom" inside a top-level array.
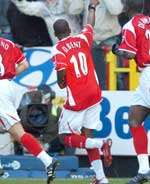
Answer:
[
  {"left": 70, "top": 52, "right": 88, "bottom": 78},
  {"left": 0, "top": 55, "right": 4, "bottom": 77}
]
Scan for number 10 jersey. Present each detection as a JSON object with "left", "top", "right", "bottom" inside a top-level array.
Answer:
[{"left": 52, "top": 24, "right": 101, "bottom": 111}]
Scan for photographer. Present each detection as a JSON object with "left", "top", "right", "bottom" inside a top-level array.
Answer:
[
  {"left": 7, "top": 0, "right": 53, "bottom": 46},
  {"left": 15, "top": 85, "right": 64, "bottom": 155}
]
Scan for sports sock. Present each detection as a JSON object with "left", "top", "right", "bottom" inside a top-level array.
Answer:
[
  {"left": 130, "top": 126, "right": 149, "bottom": 174},
  {"left": 64, "top": 134, "right": 86, "bottom": 148},
  {"left": 85, "top": 138, "right": 103, "bottom": 149},
  {"left": 86, "top": 148, "right": 106, "bottom": 180},
  {"left": 64, "top": 134, "right": 103, "bottom": 149},
  {"left": 130, "top": 126, "right": 148, "bottom": 154},
  {"left": 21, "top": 133, "right": 52, "bottom": 167},
  {"left": 137, "top": 154, "right": 150, "bottom": 174},
  {"left": 21, "top": 133, "right": 43, "bottom": 156},
  {"left": 86, "top": 148, "right": 100, "bottom": 162},
  {"left": 37, "top": 150, "right": 53, "bottom": 168},
  {"left": 91, "top": 159, "right": 107, "bottom": 181}
]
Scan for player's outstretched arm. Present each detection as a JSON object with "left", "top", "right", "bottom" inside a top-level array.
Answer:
[
  {"left": 87, "top": 0, "right": 99, "bottom": 27},
  {"left": 112, "top": 44, "right": 136, "bottom": 59}
]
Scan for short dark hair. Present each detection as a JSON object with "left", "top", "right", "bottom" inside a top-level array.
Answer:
[
  {"left": 123, "top": 0, "right": 150, "bottom": 16},
  {"left": 143, "top": 0, "right": 150, "bottom": 15},
  {"left": 53, "top": 19, "right": 70, "bottom": 35}
]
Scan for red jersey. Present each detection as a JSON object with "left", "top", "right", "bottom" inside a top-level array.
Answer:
[
  {"left": 0, "top": 37, "right": 25, "bottom": 79},
  {"left": 52, "top": 24, "right": 101, "bottom": 111},
  {"left": 119, "top": 14, "right": 150, "bottom": 69}
]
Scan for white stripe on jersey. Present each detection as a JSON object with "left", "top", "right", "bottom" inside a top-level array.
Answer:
[
  {"left": 67, "top": 86, "right": 76, "bottom": 106},
  {"left": 123, "top": 18, "right": 136, "bottom": 37},
  {"left": 76, "top": 34, "right": 89, "bottom": 46},
  {"left": 50, "top": 44, "right": 66, "bottom": 58},
  {"left": 119, "top": 48, "right": 137, "bottom": 54}
]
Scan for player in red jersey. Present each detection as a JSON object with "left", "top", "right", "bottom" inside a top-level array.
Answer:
[
  {"left": 112, "top": 0, "right": 150, "bottom": 183},
  {"left": 51, "top": 0, "right": 112, "bottom": 183},
  {"left": 0, "top": 37, "right": 58, "bottom": 184}
]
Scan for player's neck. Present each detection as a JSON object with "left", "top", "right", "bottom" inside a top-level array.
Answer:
[{"left": 58, "top": 33, "right": 70, "bottom": 40}]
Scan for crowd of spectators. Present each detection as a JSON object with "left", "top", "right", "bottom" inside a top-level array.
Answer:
[{"left": 0, "top": 0, "right": 130, "bottom": 90}]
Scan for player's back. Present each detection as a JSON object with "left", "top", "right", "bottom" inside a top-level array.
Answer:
[
  {"left": 129, "top": 14, "right": 150, "bottom": 67},
  {"left": 0, "top": 37, "right": 16, "bottom": 79},
  {"left": 0, "top": 37, "right": 24, "bottom": 79},
  {"left": 54, "top": 32, "right": 101, "bottom": 111}
]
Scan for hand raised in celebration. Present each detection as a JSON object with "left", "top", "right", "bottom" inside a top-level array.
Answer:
[{"left": 89, "top": 0, "right": 100, "bottom": 6}]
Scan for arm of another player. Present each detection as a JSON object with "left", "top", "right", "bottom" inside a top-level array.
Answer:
[
  {"left": 13, "top": 44, "right": 29, "bottom": 76},
  {"left": 16, "top": 59, "right": 29, "bottom": 76},
  {"left": 112, "top": 23, "right": 137, "bottom": 59},
  {"left": 112, "top": 43, "right": 136, "bottom": 59}
]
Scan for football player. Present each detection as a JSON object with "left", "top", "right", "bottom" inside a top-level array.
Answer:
[
  {"left": 112, "top": 0, "right": 150, "bottom": 183},
  {"left": 0, "top": 38, "right": 58, "bottom": 184},
  {"left": 51, "top": 0, "right": 112, "bottom": 184}
]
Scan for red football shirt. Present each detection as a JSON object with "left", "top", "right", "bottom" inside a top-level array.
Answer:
[
  {"left": 0, "top": 37, "right": 25, "bottom": 79},
  {"left": 52, "top": 24, "right": 101, "bottom": 111},
  {"left": 119, "top": 14, "right": 150, "bottom": 69}
]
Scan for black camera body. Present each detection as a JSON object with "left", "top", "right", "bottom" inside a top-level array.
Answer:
[{"left": 18, "top": 85, "right": 57, "bottom": 137}]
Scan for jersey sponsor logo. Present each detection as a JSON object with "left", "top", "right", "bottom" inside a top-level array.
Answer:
[{"left": 13, "top": 47, "right": 57, "bottom": 87}]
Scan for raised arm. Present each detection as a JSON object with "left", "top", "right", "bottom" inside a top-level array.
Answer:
[{"left": 87, "top": 0, "right": 99, "bottom": 27}]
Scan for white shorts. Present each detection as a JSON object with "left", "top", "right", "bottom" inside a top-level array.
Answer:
[
  {"left": 0, "top": 80, "right": 20, "bottom": 132},
  {"left": 132, "top": 66, "right": 150, "bottom": 108},
  {"left": 58, "top": 103, "right": 102, "bottom": 134}
]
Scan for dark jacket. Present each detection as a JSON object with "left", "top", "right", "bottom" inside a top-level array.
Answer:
[{"left": 7, "top": 2, "right": 53, "bottom": 47}]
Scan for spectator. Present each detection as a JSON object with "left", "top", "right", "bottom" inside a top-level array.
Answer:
[
  {"left": 44, "top": 0, "right": 84, "bottom": 43},
  {"left": 0, "top": 0, "right": 12, "bottom": 40},
  {"left": 84, "top": 0, "right": 123, "bottom": 89},
  {"left": 9, "top": 0, "right": 84, "bottom": 45},
  {"left": 7, "top": 0, "right": 53, "bottom": 47}
]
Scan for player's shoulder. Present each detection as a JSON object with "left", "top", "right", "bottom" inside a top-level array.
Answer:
[
  {"left": 132, "top": 14, "right": 144, "bottom": 20},
  {"left": 0, "top": 37, "right": 15, "bottom": 48},
  {"left": 131, "top": 14, "right": 150, "bottom": 26},
  {"left": 51, "top": 43, "right": 66, "bottom": 60},
  {"left": 82, "top": 24, "right": 93, "bottom": 32},
  {"left": 79, "top": 24, "right": 93, "bottom": 38},
  {"left": 122, "top": 14, "right": 144, "bottom": 32}
]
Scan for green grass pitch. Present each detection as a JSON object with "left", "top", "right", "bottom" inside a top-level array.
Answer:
[{"left": 0, "top": 178, "right": 129, "bottom": 184}]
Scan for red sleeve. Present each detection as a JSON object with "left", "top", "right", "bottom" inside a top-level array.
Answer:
[
  {"left": 12, "top": 45, "right": 26, "bottom": 64},
  {"left": 119, "top": 19, "right": 137, "bottom": 54},
  {"left": 119, "top": 29, "right": 137, "bottom": 54},
  {"left": 80, "top": 24, "right": 94, "bottom": 47},
  {"left": 52, "top": 53, "right": 67, "bottom": 71}
]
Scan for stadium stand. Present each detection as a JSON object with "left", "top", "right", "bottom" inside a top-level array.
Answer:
[{"left": 0, "top": 155, "right": 95, "bottom": 179}]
